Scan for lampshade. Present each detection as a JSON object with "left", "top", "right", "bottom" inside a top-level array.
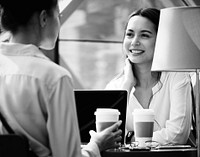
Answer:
[
  {"left": 151, "top": 6, "right": 200, "bottom": 71},
  {"left": 151, "top": 6, "right": 200, "bottom": 156}
]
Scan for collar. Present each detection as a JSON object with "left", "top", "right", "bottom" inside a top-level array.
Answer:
[{"left": 0, "top": 42, "right": 50, "bottom": 61}]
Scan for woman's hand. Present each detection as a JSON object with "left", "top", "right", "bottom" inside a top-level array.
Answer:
[
  {"left": 122, "top": 58, "right": 136, "bottom": 90},
  {"left": 89, "top": 121, "right": 122, "bottom": 151}
]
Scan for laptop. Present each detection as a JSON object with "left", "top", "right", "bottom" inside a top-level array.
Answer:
[{"left": 74, "top": 89, "right": 127, "bottom": 144}]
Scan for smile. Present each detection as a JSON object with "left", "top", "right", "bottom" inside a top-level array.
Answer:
[{"left": 129, "top": 49, "right": 144, "bottom": 55}]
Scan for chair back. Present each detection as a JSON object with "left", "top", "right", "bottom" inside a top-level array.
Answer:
[{"left": 0, "top": 134, "right": 29, "bottom": 157}]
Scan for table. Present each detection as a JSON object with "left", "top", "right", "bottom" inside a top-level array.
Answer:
[{"left": 102, "top": 147, "right": 197, "bottom": 157}]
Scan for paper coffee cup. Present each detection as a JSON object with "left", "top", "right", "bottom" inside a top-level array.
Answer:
[
  {"left": 132, "top": 109, "right": 154, "bottom": 147},
  {"left": 94, "top": 108, "right": 120, "bottom": 132}
]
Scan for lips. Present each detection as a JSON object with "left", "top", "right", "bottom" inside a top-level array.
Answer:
[{"left": 129, "top": 49, "right": 144, "bottom": 55}]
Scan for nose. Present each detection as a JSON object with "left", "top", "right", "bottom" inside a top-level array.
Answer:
[{"left": 131, "top": 37, "right": 140, "bottom": 46}]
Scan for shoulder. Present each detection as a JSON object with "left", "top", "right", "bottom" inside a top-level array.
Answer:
[
  {"left": 162, "top": 71, "right": 190, "bottom": 80},
  {"left": 21, "top": 45, "right": 74, "bottom": 87},
  {"left": 33, "top": 59, "right": 73, "bottom": 87},
  {"left": 0, "top": 42, "right": 74, "bottom": 91},
  {"left": 27, "top": 46, "right": 73, "bottom": 86},
  {"left": 160, "top": 71, "right": 191, "bottom": 86},
  {"left": 105, "top": 72, "right": 124, "bottom": 89}
]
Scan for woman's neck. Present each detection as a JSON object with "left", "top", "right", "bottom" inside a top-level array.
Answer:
[
  {"left": 133, "top": 63, "right": 158, "bottom": 88},
  {"left": 9, "top": 14, "right": 41, "bottom": 46},
  {"left": 10, "top": 28, "right": 40, "bottom": 46}
]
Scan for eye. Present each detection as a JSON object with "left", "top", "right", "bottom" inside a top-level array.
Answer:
[
  {"left": 125, "top": 32, "right": 134, "bottom": 38},
  {"left": 141, "top": 33, "right": 150, "bottom": 38}
]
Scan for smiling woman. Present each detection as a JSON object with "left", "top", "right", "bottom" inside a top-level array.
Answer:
[
  {"left": 58, "top": 0, "right": 198, "bottom": 90},
  {"left": 105, "top": 8, "right": 192, "bottom": 146}
]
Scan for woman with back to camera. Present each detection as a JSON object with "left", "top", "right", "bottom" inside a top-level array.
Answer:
[
  {"left": 106, "top": 8, "right": 192, "bottom": 145},
  {"left": 0, "top": 0, "right": 122, "bottom": 156}
]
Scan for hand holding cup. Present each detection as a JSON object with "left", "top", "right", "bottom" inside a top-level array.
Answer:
[
  {"left": 89, "top": 120, "right": 122, "bottom": 151},
  {"left": 89, "top": 108, "right": 122, "bottom": 151}
]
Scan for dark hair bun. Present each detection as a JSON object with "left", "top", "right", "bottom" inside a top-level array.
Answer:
[
  {"left": 0, "top": 0, "right": 9, "bottom": 8},
  {"left": 0, "top": 0, "right": 57, "bottom": 33}
]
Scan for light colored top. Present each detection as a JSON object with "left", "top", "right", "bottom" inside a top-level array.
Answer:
[
  {"left": 106, "top": 72, "right": 192, "bottom": 145},
  {"left": 0, "top": 42, "right": 100, "bottom": 157}
]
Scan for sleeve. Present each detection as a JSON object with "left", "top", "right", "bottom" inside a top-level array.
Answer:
[
  {"left": 47, "top": 76, "right": 101, "bottom": 157},
  {"left": 81, "top": 141, "right": 101, "bottom": 157},
  {"left": 105, "top": 80, "right": 120, "bottom": 89},
  {"left": 47, "top": 76, "right": 82, "bottom": 157},
  {"left": 105, "top": 75, "right": 125, "bottom": 90},
  {"left": 153, "top": 73, "right": 192, "bottom": 145}
]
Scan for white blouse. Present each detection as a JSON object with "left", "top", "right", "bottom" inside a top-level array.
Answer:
[{"left": 106, "top": 72, "right": 192, "bottom": 145}]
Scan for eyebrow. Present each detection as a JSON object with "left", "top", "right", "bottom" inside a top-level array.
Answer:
[
  {"left": 126, "top": 29, "right": 153, "bottom": 34},
  {"left": 141, "top": 30, "right": 153, "bottom": 34}
]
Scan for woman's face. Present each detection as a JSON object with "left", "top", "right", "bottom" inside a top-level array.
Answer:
[
  {"left": 40, "top": 5, "right": 60, "bottom": 50},
  {"left": 123, "top": 15, "right": 157, "bottom": 65}
]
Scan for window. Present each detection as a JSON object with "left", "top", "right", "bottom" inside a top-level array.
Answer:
[{"left": 59, "top": 0, "right": 187, "bottom": 89}]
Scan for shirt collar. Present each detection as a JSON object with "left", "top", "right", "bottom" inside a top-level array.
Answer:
[{"left": 0, "top": 42, "right": 50, "bottom": 61}]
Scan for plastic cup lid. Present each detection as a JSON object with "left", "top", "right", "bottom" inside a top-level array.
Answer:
[{"left": 94, "top": 108, "right": 120, "bottom": 115}]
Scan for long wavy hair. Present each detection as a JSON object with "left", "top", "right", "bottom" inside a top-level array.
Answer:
[{"left": 116, "top": 8, "right": 161, "bottom": 87}]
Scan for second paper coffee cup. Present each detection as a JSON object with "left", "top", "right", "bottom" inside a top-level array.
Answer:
[{"left": 132, "top": 109, "right": 155, "bottom": 147}]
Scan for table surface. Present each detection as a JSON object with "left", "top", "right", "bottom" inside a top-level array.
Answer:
[{"left": 101, "top": 147, "right": 197, "bottom": 157}]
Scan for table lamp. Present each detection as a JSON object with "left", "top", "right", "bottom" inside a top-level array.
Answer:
[{"left": 151, "top": 6, "right": 200, "bottom": 157}]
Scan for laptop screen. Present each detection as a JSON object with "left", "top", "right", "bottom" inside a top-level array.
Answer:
[{"left": 74, "top": 89, "right": 127, "bottom": 144}]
